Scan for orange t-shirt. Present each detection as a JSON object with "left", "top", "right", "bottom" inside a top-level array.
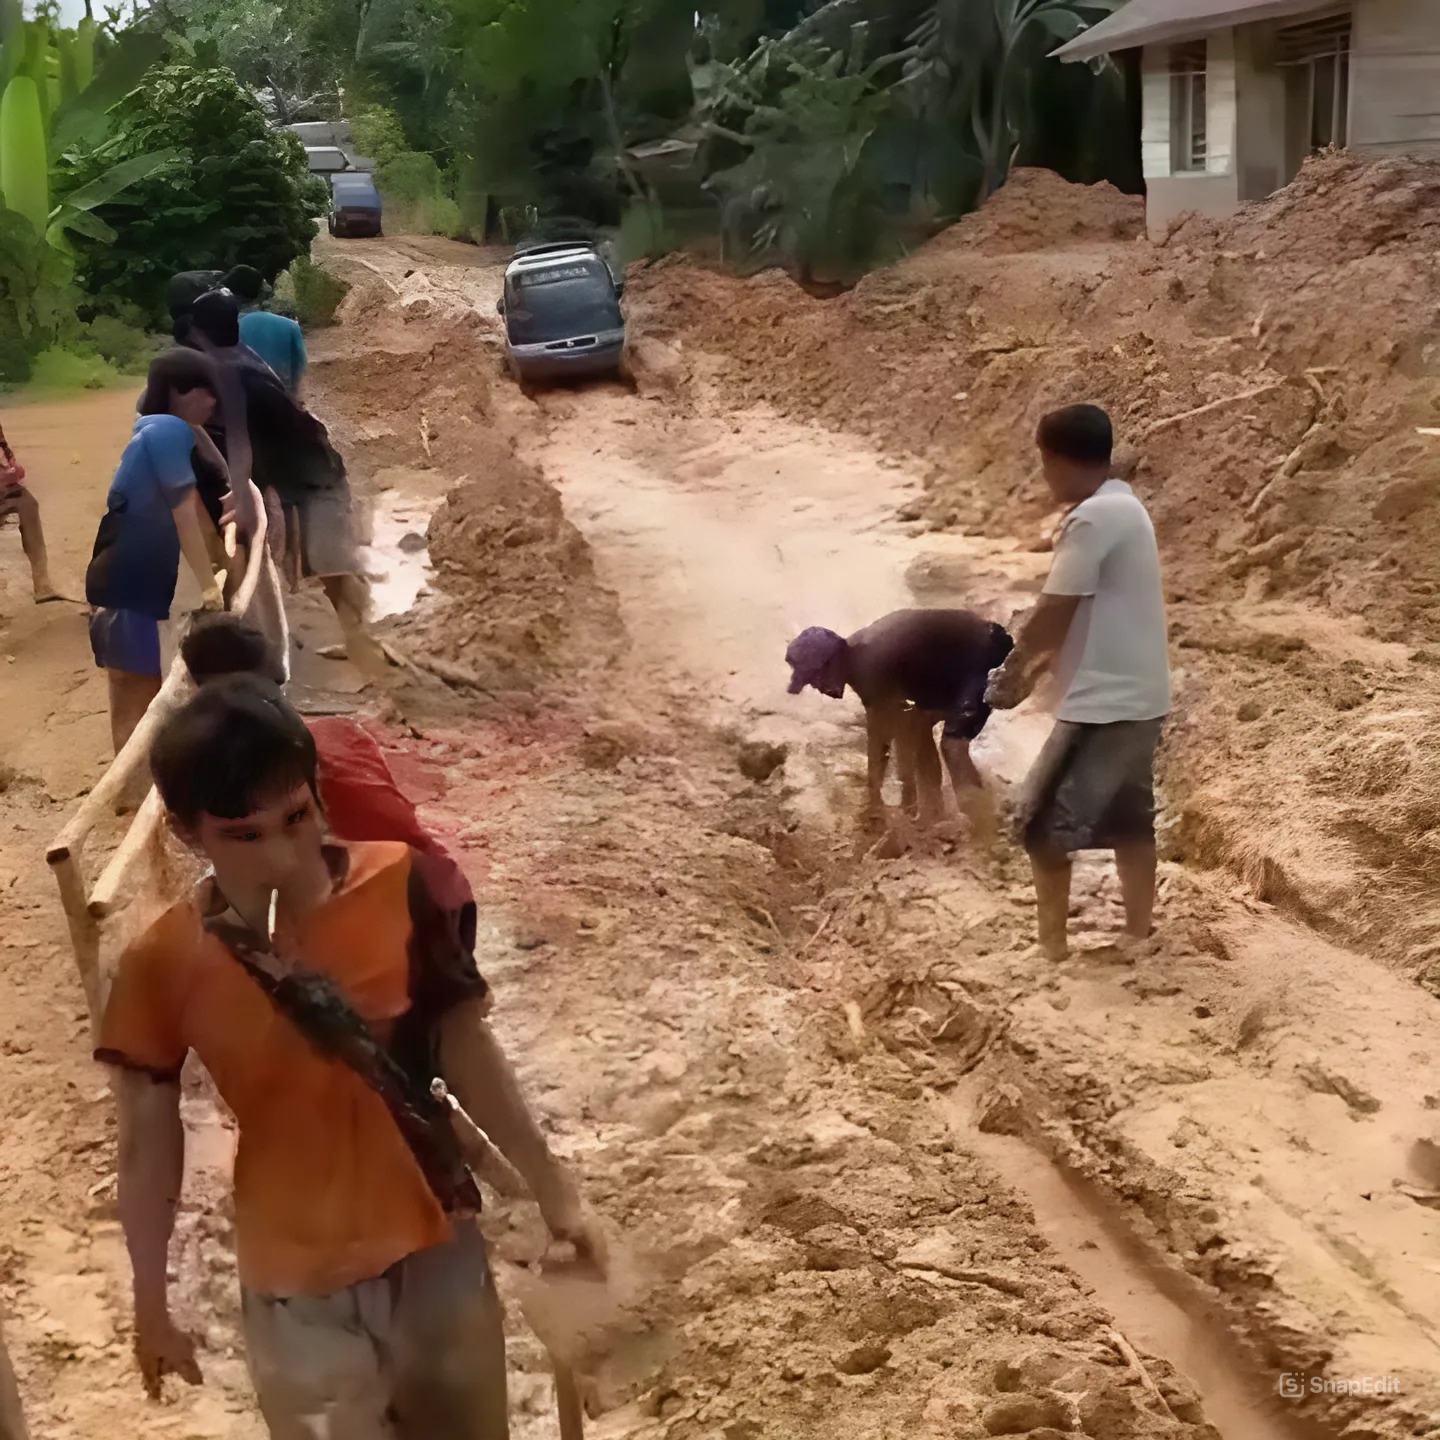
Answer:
[{"left": 96, "top": 841, "right": 488, "bottom": 1299}]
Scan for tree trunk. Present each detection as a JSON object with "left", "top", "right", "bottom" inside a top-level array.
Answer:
[{"left": 598, "top": 69, "right": 647, "bottom": 201}]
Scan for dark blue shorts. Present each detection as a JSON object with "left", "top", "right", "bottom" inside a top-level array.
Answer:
[{"left": 89, "top": 607, "right": 162, "bottom": 678}]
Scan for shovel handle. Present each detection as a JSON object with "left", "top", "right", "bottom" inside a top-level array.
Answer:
[{"left": 554, "top": 1362, "right": 586, "bottom": 1440}]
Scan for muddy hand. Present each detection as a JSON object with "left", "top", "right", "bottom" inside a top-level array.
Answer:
[
  {"left": 135, "top": 1308, "right": 202, "bottom": 1399},
  {"left": 985, "top": 656, "right": 1030, "bottom": 711},
  {"left": 542, "top": 1195, "right": 610, "bottom": 1277}
]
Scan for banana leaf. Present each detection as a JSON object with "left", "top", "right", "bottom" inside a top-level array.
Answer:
[
  {"left": 73, "top": 15, "right": 96, "bottom": 95},
  {"left": 0, "top": 75, "right": 49, "bottom": 234},
  {"left": 46, "top": 205, "right": 116, "bottom": 247},
  {"left": 0, "top": 0, "right": 21, "bottom": 91},
  {"left": 50, "top": 27, "right": 166, "bottom": 156}
]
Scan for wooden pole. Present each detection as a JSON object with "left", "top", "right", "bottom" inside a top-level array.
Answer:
[
  {"left": 46, "top": 482, "right": 275, "bottom": 1023},
  {"left": 87, "top": 790, "right": 165, "bottom": 921}
]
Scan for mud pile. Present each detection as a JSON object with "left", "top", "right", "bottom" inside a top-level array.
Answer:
[
  {"left": 311, "top": 323, "right": 622, "bottom": 696},
  {"left": 632, "top": 153, "right": 1440, "bottom": 976},
  {"left": 928, "top": 166, "right": 1145, "bottom": 254}
]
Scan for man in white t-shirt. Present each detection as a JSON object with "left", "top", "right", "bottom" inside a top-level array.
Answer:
[{"left": 987, "top": 404, "right": 1171, "bottom": 960}]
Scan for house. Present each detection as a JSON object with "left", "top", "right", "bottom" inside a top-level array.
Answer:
[{"left": 1054, "top": 0, "right": 1440, "bottom": 234}]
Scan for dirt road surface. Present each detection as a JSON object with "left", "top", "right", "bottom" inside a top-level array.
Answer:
[{"left": 0, "top": 187, "right": 1435, "bottom": 1440}]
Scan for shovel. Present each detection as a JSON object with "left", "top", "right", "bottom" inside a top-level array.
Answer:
[{"left": 432, "top": 1080, "right": 592, "bottom": 1440}]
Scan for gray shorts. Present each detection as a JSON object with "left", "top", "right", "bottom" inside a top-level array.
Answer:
[
  {"left": 241, "top": 1220, "right": 508, "bottom": 1440},
  {"left": 1019, "top": 718, "right": 1164, "bottom": 854},
  {"left": 293, "top": 482, "right": 358, "bottom": 579}
]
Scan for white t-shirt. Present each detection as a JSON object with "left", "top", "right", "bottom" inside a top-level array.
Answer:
[{"left": 1044, "top": 479, "right": 1171, "bottom": 724}]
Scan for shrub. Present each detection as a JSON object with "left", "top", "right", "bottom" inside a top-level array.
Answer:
[
  {"left": 289, "top": 257, "right": 350, "bottom": 328},
  {"left": 25, "top": 346, "right": 121, "bottom": 393},
  {"left": 82, "top": 314, "right": 161, "bottom": 372},
  {"left": 377, "top": 151, "right": 468, "bottom": 239}
]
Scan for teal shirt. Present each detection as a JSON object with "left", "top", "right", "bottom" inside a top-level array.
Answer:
[{"left": 239, "top": 311, "right": 308, "bottom": 394}]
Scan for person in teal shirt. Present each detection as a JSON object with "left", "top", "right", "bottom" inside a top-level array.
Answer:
[{"left": 227, "top": 266, "right": 309, "bottom": 395}]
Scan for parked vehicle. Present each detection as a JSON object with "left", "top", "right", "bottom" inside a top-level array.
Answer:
[
  {"left": 328, "top": 173, "right": 383, "bottom": 239},
  {"left": 498, "top": 242, "right": 627, "bottom": 387}
]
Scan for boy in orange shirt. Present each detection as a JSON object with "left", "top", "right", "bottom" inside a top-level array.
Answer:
[{"left": 98, "top": 676, "right": 601, "bottom": 1437}]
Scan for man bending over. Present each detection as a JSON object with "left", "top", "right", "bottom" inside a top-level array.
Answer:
[{"left": 786, "top": 608, "right": 1013, "bottom": 834}]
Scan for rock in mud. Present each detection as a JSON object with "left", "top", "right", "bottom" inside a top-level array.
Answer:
[
  {"left": 579, "top": 720, "right": 646, "bottom": 770},
  {"left": 1295, "top": 1060, "right": 1381, "bottom": 1115},
  {"left": 982, "top": 1393, "right": 1069, "bottom": 1434},
  {"left": 976, "top": 1083, "right": 1027, "bottom": 1136},
  {"left": 737, "top": 740, "right": 788, "bottom": 783}
]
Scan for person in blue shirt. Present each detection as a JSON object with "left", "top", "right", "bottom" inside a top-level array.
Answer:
[
  {"left": 226, "top": 266, "right": 308, "bottom": 395},
  {"left": 87, "top": 350, "right": 229, "bottom": 755}
]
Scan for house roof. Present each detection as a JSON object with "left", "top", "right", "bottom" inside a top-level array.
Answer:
[{"left": 1053, "top": 0, "right": 1342, "bottom": 61}]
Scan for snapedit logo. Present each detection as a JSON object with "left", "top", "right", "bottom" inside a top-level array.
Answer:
[{"left": 1278, "top": 1373, "right": 1402, "bottom": 1398}]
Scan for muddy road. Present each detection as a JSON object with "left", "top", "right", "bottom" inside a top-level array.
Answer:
[{"left": 0, "top": 215, "right": 1434, "bottom": 1440}]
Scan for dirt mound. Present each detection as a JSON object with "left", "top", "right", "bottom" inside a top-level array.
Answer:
[
  {"left": 1171, "top": 149, "right": 1440, "bottom": 265},
  {"left": 632, "top": 153, "right": 1440, "bottom": 971},
  {"left": 931, "top": 167, "right": 1145, "bottom": 254},
  {"left": 311, "top": 317, "right": 622, "bottom": 697},
  {"left": 401, "top": 443, "right": 618, "bottom": 688}
]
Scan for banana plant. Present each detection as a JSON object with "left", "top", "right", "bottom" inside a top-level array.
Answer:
[
  {"left": 0, "top": 0, "right": 172, "bottom": 251},
  {"left": 902, "top": 0, "right": 1118, "bottom": 198}
]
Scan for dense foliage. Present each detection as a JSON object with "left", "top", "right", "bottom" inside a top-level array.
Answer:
[
  {"left": 142, "top": 0, "right": 1134, "bottom": 278},
  {"left": 0, "top": 1, "right": 175, "bottom": 381},
  {"left": 68, "top": 63, "right": 328, "bottom": 320}
]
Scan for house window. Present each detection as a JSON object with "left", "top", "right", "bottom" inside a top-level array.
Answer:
[
  {"left": 1277, "top": 12, "right": 1352, "bottom": 150},
  {"left": 1169, "top": 42, "right": 1208, "bottom": 172}
]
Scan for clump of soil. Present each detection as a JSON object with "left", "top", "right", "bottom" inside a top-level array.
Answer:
[{"left": 631, "top": 151, "right": 1440, "bottom": 973}]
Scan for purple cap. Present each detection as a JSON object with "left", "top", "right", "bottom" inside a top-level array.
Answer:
[{"left": 786, "top": 627, "right": 848, "bottom": 696}]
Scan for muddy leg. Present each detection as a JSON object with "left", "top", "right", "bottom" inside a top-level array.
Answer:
[
  {"left": 284, "top": 507, "right": 303, "bottom": 594},
  {"left": 321, "top": 573, "right": 387, "bottom": 679},
  {"left": 14, "top": 490, "right": 57, "bottom": 603},
  {"left": 1026, "top": 840, "right": 1072, "bottom": 961},
  {"left": 107, "top": 670, "right": 162, "bottom": 757},
  {"left": 1114, "top": 840, "right": 1157, "bottom": 941},
  {"left": 865, "top": 703, "right": 903, "bottom": 820},
  {"left": 908, "top": 712, "right": 946, "bottom": 828},
  {"left": 942, "top": 735, "right": 997, "bottom": 847}
]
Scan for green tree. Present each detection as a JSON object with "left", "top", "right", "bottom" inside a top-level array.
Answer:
[
  {"left": 703, "top": 32, "right": 902, "bottom": 280},
  {"left": 68, "top": 64, "right": 328, "bottom": 319},
  {"left": 152, "top": 0, "right": 344, "bottom": 120}
]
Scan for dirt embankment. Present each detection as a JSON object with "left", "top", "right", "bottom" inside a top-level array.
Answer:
[
  {"left": 630, "top": 156, "right": 1440, "bottom": 981},
  {"left": 309, "top": 321, "right": 624, "bottom": 700}
]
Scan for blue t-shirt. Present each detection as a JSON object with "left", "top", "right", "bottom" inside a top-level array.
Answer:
[
  {"left": 85, "top": 415, "right": 199, "bottom": 620},
  {"left": 239, "top": 311, "right": 308, "bottom": 394}
]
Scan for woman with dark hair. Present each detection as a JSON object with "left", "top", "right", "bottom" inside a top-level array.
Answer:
[
  {"left": 88, "top": 349, "right": 229, "bottom": 755},
  {"left": 137, "top": 348, "right": 233, "bottom": 531}
]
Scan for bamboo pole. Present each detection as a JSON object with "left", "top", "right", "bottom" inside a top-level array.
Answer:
[
  {"left": 46, "top": 484, "right": 275, "bottom": 1029},
  {"left": 50, "top": 850, "right": 102, "bottom": 1031},
  {"left": 87, "top": 790, "right": 166, "bottom": 921}
]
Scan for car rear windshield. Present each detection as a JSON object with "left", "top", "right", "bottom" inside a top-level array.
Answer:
[
  {"left": 507, "top": 265, "right": 620, "bottom": 345},
  {"left": 332, "top": 179, "right": 380, "bottom": 208}
]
